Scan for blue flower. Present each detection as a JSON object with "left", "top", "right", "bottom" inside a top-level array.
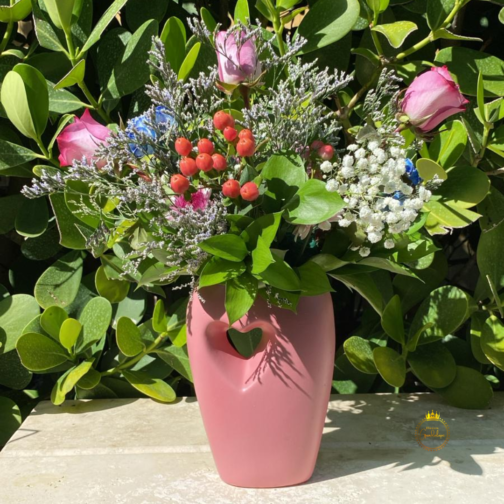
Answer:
[
  {"left": 127, "top": 106, "right": 175, "bottom": 158},
  {"left": 405, "top": 158, "right": 422, "bottom": 186}
]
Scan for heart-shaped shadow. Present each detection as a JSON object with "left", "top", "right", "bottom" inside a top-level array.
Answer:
[{"left": 205, "top": 320, "right": 278, "bottom": 390}]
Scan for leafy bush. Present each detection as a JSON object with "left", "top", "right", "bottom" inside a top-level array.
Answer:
[{"left": 1, "top": 0, "right": 504, "bottom": 446}]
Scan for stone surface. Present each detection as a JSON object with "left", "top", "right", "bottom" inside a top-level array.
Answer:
[{"left": 1, "top": 393, "right": 504, "bottom": 503}]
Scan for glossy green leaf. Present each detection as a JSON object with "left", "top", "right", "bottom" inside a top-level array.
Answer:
[
  {"left": 199, "top": 234, "right": 248, "bottom": 263},
  {"left": 416, "top": 158, "right": 447, "bottom": 182},
  {"left": 160, "top": 17, "right": 186, "bottom": 74},
  {"left": 0, "top": 0, "right": 32, "bottom": 23},
  {"left": 381, "top": 295, "right": 404, "bottom": 343},
  {"left": 481, "top": 316, "right": 504, "bottom": 371},
  {"left": 34, "top": 250, "right": 84, "bottom": 309},
  {"left": 16, "top": 332, "right": 69, "bottom": 371},
  {"left": 59, "top": 318, "right": 82, "bottom": 351},
  {"left": 15, "top": 197, "right": 49, "bottom": 238},
  {"left": 77, "top": 367, "right": 101, "bottom": 389},
  {"left": 0, "top": 195, "right": 23, "bottom": 234},
  {"left": 426, "top": 0, "right": 455, "bottom": 30},
  {"left": 373, "top": 346, "right": 406, "bottom": 387},
  {"left": 43, "top": 0, "right": 77, "bottom": 31},
  {"left": 251, "top": 235, "right": 274, "bottom": 275},
  {"left": 477, "top": 218, "right": 504, "bottom": 296},
  {"left": 372, "top": 21, "right": 417, "bottom": 48},
  {"left": 0, "top": 350, "right": 32, "bottom": 390},
  {"left": 241, "top": 212, "right": 282, "bottom": 250},
  {"left": 152, "top": 299, "right": 167, "bottom": 333},
  {"left": 76, "top": 297, "right": 112, "bottom": 352},
  {"left": 366, "top": 0, "right": 389, "bottom": 14},
  {"left": 200, "top": 7, "right": 217, "bottom": 32},
  {"left": 51, "top": 358, "right": 94, "bottom": 405},
  {"left": 0, "top": 141, "right": 37, "bottom": 172},
  {"left": 427, "top": 120, "right": 467, "bottom": 168},
  {"left": 124, "top": 0, "right": 168, "bottom": 32},
  {"left": 40, "top": 305, "right": 68, "bottom": 341},
  {"left": 226, "top": 327, "right": 262, "bottom": 359},
  {"left": 49, "top": 193, "right": 90, "bottom": 249},
  {"left": 433, "top": 366, "right": 493, "bottom": 409},
  {"left": 199, "top": 258, "right": 246, "bottom": 288},
  {"left": 258, "top": 253, "right": 301, "bottom": 291},
  {"left": 95, "top": 266, "right": 129, "bottom": 304},
  {"left": 0, "top": 397, "right": 21, "bottom": 447},
  {"left": 178, "top": 42, "right": 201, "bottom": 82},
  {"left": 297, "top": 0, "right": 360, "bottom": 54},
  {"left": 116, "top": 316, "right": 145, "bottom": 357},
  {"left": 287, "top": 179, "right": 345, "bottom": 225},
  {"left": 408, "top": 342, "right": 457, "bottom": 388},
  {"left": 344, "top": 336, "right": 378, "bottom": 374},
  {"left": 54, "top": 59, "right": 86, "bottom": 90},
  {"left": 470, "top": 312, "right": 491, "bottom": 365},
  {"left": 122, "top": 369, "right": 176, "bottom": 402},
  {"left": 297, "top": 260, "right": 334, "bottom": 296},
  {"left": 234, "top": 0, "right": 250, "bottom": 23},
  {"left": 156, "top": 345, "right": 192, "bottom": 381},
  {"left": 225, "top": 274, "right": 258, "bottom": 325}
]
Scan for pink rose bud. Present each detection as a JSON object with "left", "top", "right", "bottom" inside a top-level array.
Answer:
[
  {"left": 215, "top": 31, "right": 261, "bottom": 85},
  {"left": 401, "top": 66, "right": 469, "bottom": 132},
  {"left": 57, "top": 109, "right": 111, "bottom": 168}
]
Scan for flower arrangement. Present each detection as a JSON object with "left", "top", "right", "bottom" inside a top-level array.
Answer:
[{"left": 22, "top": 21, "right": 468, "bottom": 325}]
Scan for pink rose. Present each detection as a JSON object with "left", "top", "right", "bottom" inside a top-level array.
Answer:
[
  {"left": 401, "top": 66, "right": 469, "bottom": 132},
  {"left": 215, "top": 31, "right": 261, "bottom": 85},
  {"left": 57, "top": 109, "right": 111, "bottom": 167}
]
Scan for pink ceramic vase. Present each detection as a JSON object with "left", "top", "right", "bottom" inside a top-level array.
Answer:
[{"left": 186, "top": 286, "right": 335, "bottom": 488}]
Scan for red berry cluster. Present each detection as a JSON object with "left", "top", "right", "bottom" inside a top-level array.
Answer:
[
  {"left": 169, "top": 110, "right": 260, "bottom": 202},
  {"left": 310, "top": 140, "right": 334, "bottom": 160}
]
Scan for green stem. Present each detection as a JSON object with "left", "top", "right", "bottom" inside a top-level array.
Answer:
[
  {"left": 35, "top": 137, "right": 59, "bottom": 167},
  {"left": 473, "top": 122, "right": 491, "bottom": 167},
  {"left": 371, "top": 12, "right": 384, "bottom": 56},
  {"left": 0, "top": 21, "right": 14, "bottom": 54},
  {"left": 79, "top": 81, "right": 111, "bottom": 123},
  {"left": 101, "top": 332, "right": 168, "bottom": 377}
]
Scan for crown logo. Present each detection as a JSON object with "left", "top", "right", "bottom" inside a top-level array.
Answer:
[{"left": 425, "top": 410, "right": 441, "bottom": 421}]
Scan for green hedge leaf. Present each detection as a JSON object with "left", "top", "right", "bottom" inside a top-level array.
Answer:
[
  {"left": 427, "top": 120, "right": 467, "bottom": 168},
  {"left": 477, "top": 218, "right": 504, "bottom": 298},
  {"left": 16, "top": 332, "right": 69, "bottom": 371},
  {"left": 152, "top": 299, "right": 168, "bottom": 333},
  {"left": 344, "top": 336, "right": 378, "bottom": 374},
  {"left": 116, "top": 316, "right": 145, "bottom": 357},
  {"left": 0, "top": 350, "right": 32, "bottom": 389},
  {"left": 43, "top": 0, "right": 77, "bottom": 32},
  {"left": 297, "top": 260, "right": 334, "bottom": 296},
  {"left": 122, "top": 369, "right": 176, "bottom": 402},
  {"left": 372, "top": 21, "right": 417, "bottom": 49},
  {"left": 51, "top": 358, "right": 94, "bottom": 405},
  {"left": 0, "top": 141, "right": 38, "bottom": 171},
  {"left": 15, "top": 197, "right": 49, "bottom": 238},
  {"left": 54, "top": 59, "right": 86, "bottom": 90},
  {"left": 426, "top": 0, "right": 455, "bottom": 30},
  {"left": 381, "top": 294, "right": 404, "bottom": 343},
  {"left": 481, "top": 316, "right": 504, "bottom": 371},
  {"left": 34, "top": 250, "right": 84, "bottom": 309},
  {"left": 0, "top": 397, "right": 21, "bottom": 447},
  {"left": 40, "top": 305, "right": 68, "bottom": 341},
  {"left": 76, "top": 297, "right": 112, "bottom": 352},
  {"left": 95, "top": 265, "right": 129, "bottom": 304},
  {"left": 59, "top": 317, "right": 82, "bottom": 351},
  {"left": 156, "top": 345, "right": 193, "bottom": 381},
  {"left": 373, "top": 346, "right": 406, "bottom": 387},
  {"left": 49, "top": 193, "right": 90, "bottom": 249},
  {"left": 77, "top": 367, "right": 101, "bottom": 389},
  {"left": 408, "top": 342, "right": 457, "bottom": 388},
  {"left": 0, "top": 0, "right": 32, "bottom": 23}
]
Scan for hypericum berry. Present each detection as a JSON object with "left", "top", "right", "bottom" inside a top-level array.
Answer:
[
  {"left": 236, "top": 138, "right": 255, "bottom": 157},
  {"left": 318, "top": 144, "right": 334, "bottom": 160},
  {"left": 170, "top": 174, "right": 190, "bottom": 194},
  {"left": 222, "top": 179, "right": 241, "bottom": 198},
  {"left": 175, "top": 138, "right": 192, "bottom": 156},
  {"left": 212, "top": 153, "right": 227, "bottom": 171},
  {"left": 213, "top": 111, "right": 235, "bottom": 131},
  {"left": 223, "top": 126, "right": 238, "bottom": 142},
  {"left": 180, "top": 157, "right": 198, "bottom": 177},
  {"left": 196, "top": 153, "right": 213, "bottom": 172},
  {"left": 240, "top": 182, "right": 260, "bottom": 201},
  {"left": 310, "top": 140, "right": 324, "bottom": 151},
  {"left": 238, "top": 129, "right": 254, "bottom": 141},
  {"left": 197, "top": 138, "right": 214, "bottom": 155}
]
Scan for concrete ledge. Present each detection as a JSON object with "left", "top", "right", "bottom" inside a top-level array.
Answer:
[{"left": 2, "top": 393, "right": 503, "bottom": 503}]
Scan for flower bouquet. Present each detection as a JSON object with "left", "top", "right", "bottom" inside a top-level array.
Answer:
[{"left": 23, "top": 19, "right": 468, "bottom": 488}]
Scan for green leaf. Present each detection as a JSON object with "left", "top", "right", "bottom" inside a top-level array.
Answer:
[
  {"left": 251, "top": 235, "right": 275, "bottom": 275},
  {"left": 227, "top": 327, "right": 263, "bottom": 359},
  {"left": 77, "top": 367, "right": 101, "bottom": 389},
  {"left": 76, "top": 297, "right": 112, "bottom": 352},
  {"left": 470, "top": 312, "right": 491, "bottom": 365},
  {"left": 408, "top": 286, "right": 470, "bottom": 345},
  {"left": 0, "top": 397, "right": 21, "bottom": 447},
  {"left": 408, "top": 342, "right": 457, "bottom": 388},
  {"left": 178, "top": 42, "right": 201, "bottom": 82},
  {"left": 152, "top": 299, "right": 167, "bottom": 333},
  {"left": 433, "top": 366, "right": 493, "bottom": 409},
  {"left": 156, "top": 345, "right": 192, "bottom": 382},
  {"left": 34, "top": 250, "right": 84, "bottom": 309},
  {"left": 372, "top": 21, "right": 417, "bottom": 49},
  {"left": 1, "top": 64, "right": 49, "bottom": 140},
  {"left": 199, "top": 234, "right": 249, "bottom": 262},
  {"left": 234, "top": 0, "right": 250, "bottom": 23},
  {"left": 481, "top": 316, "right": 504, "bottom": 371},
  {"left": 0, "top": 350, "right": 32, "bottom": 390},
  {"left": 426, "top": 0, "right": 455, "bottom": 30},
  {"left": 199, "top": 257, "right": 246, "bottom": 288},
  {"left": 381, "top": 294, "right": 404, "bottom": 344},
  {"left": 116, "top": 317, "right": 145, "bottom": 357},
  {"left": 54, "top": 59, "right": 86, "bottom": 90},
  {"left": 95, "top": 265, "right": 129, "bottom": 304},
  {"left": 59, "top": 318, "right": 82, "bottom": 351},
  {"left": 241, "top": 212, "right": 282, "bottom": 250},
  {"left": 31, "top": 0, "right": 66, "bottom": 52},
  {"left": 366, "top": 0, "right": 389, "bottom": 14},
  {"left": 43, "top": 0, "right": 77, "bottom": 32},
  {"left": 0, "top": 141, "right": 37, "bottom": 172},
  {"left": 51, "top": 358, "right": 94, "bottom": 406},
  {"left": 79, "top": 0, "right": 129, "bottom": 55},
  {"left": 124, "top": 0, "right": 168, "bottom": 32},
  {"left": 287, "top": 179, "right": 345, "bottom": 225},
  {"left": 40, "top": 305, "right": 68, "bottom": 341},
  {"left": 427, "top": 120, "right": 467, "bottom": 168},
  {"left": 258, "top": 252, "right": 301, "bottom": 291},
  {"left": 477, "top": 71, "right": 487, "bottom": 124},
  {"left": 435, "top": 48, "right": 504, "bottom": 97},
  {"left": 425, "top": 200, "right": 481, "bottom": 235},
  {"left": 160, "top": 17, "right": 186, "bottom": 74},
  {"left": 416, "top": 158, "right": 447, "bottom": 182},
  {"left": 0, "top": 0, "right": 32, "bottom": 23},
  {"left": 15, "top": 197, "right": 49, "bottom": 238},
  {"left": 344, "top": 336, "right": 378, "bottom": 374},
  {"left": 200, "top": 7, "right": 217, "bottom": 33},
  {"left": 122, "top": 369, "right": 176, "bottom": 402},
  {"left": 477, "top": 219, "right": 504, "bottom": 296},
  {"left": 407, "top": 322, "right": 434, "bottom": 352},
  {"left": 16, "top": 332, "right": 69, "bottom": 371},
  {"left": 296, "top": 0, "right": 360, "bottom": 54},
  {"left": 49, "top": 193, "right": 90, "bottom": 249},
  {"left": 359, "top": 257, "right": 417, "bottom": 278},
  {"left": 103, "top": 19, "right": 159, "bottom": 100},
  {"left": 373, "top": 346, "right": 406, "bottom": 387},
  {"left": 225, "top": 274, "right": 258, "bottom": 325},
  {"left": 0, "top": 195, "right": 23, "bottom": 234},
  {"left": 296, "top": 260, "right": 334, "bottom": 296}
]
